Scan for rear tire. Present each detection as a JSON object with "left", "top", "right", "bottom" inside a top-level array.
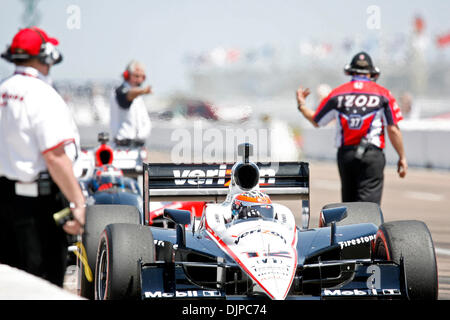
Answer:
[
  {"left": 80, "top": 205, "right": 141, "bottom": 299},
  {"left": 374, "top": 220, "right": 438, "bottom": 300},
  {"left": 320, "top": 202, "right": 384, "bottom": 227},
  {"left": 95, "top": 223, "right": 155, "bottom": 300}
]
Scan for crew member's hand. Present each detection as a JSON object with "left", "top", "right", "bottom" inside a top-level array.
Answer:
[
  {"left": 142, "top": 85, "right": 152, "bottom": 95},
  {"left": 397, "top": 157, "right": 408, "bottom": 178},
  {"left": 63, "top": 205, "right": 86, "bottom": 235},
  {"left": 296, "top": 86, "right": 311, "bottom": 109},
  {"left": 126, "top": 85, "right": 152, "bottom": 101}
]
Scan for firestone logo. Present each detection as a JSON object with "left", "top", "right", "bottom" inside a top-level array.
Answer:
[{"left": 338, "top": 234, "right": 376, "bottom": 249}]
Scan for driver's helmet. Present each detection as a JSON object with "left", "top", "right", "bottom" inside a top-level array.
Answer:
[
  {"left": 92, "top": 165, "right": 125, "bottom": 191},
  {"left": 231, "top": 190, "right": 274, "bottom": 221}
]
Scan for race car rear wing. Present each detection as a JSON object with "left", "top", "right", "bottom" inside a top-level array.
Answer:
[
  {"left": 142, "top": 162, "right": 310, "bottom": 226},
  {"left": 75, "top": 145, "right": 146, "bottom": 179}
]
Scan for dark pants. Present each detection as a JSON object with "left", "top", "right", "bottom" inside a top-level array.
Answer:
[
  {"left": 0, "top": 177, "right": 68, "bottom": 287},
  {"left": 337, "top": 145, "right": 386, "bottom": 205}
]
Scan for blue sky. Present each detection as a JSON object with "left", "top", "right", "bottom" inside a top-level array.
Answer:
[{"left": 1, "top": 0, "right": 448, "bottom": 94}]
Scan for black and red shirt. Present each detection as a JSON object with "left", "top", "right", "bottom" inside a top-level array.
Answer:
[{"left": 313, "top": 76, "right": 403, "bottom": 149}]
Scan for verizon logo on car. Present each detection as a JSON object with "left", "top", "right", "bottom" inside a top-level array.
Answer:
[
  {"left": 172, "top": 165, "right": 276, "bottom": 185},
  {"left": 173, "top": 165, "right": 228, "bottom": 185}
]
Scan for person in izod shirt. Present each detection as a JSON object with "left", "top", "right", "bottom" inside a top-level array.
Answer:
[{"left": 295, "top": 51, "right": 407, "bottom": 205}]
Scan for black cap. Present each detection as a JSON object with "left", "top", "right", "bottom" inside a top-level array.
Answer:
[{"left": 344, "top": 51, "right": 377, "bottom": 75}]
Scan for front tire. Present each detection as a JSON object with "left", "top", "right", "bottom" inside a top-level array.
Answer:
[
  {"left": 374, "top": 220, "right": 438, "bottom": 300},
  {"left": 80, "top": 205, "right": 141, "bottom": 299},
  {"left": 95, "top": 223, "right": 155, "bottom": 300}
]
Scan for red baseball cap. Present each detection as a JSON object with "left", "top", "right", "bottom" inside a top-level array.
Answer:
[{"left": 10, "top": 27, "right": 59, "bottom": 56}]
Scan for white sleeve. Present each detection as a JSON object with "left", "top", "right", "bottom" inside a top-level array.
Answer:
[{"left": 136, "top": 99, "right": 152, "bottom": 140}]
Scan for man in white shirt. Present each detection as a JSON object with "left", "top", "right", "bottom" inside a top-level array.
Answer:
[
  {"left": 110, "top": 60, "right": 152, "bottom": 147},
  {"left": 0, "top": 27, "right": 85, "bottom": 287}
]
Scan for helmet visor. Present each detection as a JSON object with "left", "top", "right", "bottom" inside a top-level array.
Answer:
[
  {"left": 236, "top": 204, "right": 274, "bottom": 220},
  {"left": 251, "top": 205, "right": 274, "bottom": 220}
]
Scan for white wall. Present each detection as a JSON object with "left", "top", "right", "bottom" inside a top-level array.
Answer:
[{"left": 302, "top": 120, "right": 450, "bottom": 170}]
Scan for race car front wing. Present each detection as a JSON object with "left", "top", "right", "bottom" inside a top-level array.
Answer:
[{"left": 139, "top": 257, "right": 408, "bottom": 300}]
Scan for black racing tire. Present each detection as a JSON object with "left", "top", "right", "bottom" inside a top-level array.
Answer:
[
  {"left": 374, "top": 220, "right": 438, "bottom": 300},
  {"left": 320, "top": 202, "right": 384, "bottom": 227},
  {"left": 95, "top": 223, "right": 155, "bottom": 300},
  {"left": 80, "top": 205, "right": 141, "bottom": 299}
]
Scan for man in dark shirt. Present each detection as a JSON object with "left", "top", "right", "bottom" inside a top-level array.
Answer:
[{"left": 295, "top": 52, "right": 407, "bottom": 205}]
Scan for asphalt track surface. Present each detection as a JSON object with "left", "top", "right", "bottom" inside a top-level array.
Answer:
[
  {"left": 306, "top": 160, "right": 450, "bottom": 300},
  {"left": 64, "top": 152, "right": 450, "bottom": 300}
]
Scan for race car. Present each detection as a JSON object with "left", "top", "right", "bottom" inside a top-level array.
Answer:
[
  {"left": 74, "top": 132, "right": 147, "bottom": 182},
  {"left": 73, "top": 132, "right": 205, "bottom": 299},
  {"left": 82, "top": 143, "right": 438, "bottom": 300}
]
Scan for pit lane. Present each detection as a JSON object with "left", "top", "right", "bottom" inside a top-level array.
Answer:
[{"left": 63, "top": 151, "right": 450, "bottom": 300}]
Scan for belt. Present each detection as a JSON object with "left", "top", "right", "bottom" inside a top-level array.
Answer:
[
  {"left": 339, "top": 144, "right": 382, "bottom": 152},
  {"left": 0, "top": 172, "right": 55, "bottom": 197},
  {"left": 0, "top": 177, "right": 39, "bottom": 197}
]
